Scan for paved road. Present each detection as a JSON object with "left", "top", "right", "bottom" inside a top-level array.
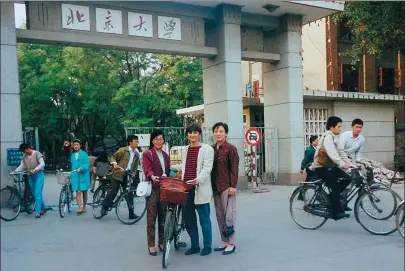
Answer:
[{"left": 1, "top": 175, "right": 404, "bottom": 271}]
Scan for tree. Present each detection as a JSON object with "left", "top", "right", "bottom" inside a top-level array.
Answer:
[
  {"left": 18, "top": 44, "right": 203, "bottom": 158},
  {"left": 334, "top": 1, "right": 405, "bottom": 65}
]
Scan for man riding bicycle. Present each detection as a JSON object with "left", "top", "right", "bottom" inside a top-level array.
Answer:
[
  {"left": 310, "top": 116, "right": 353, "bottom": 220},
  {"left": 339, "top": 118, "right": 365, "bottom": 164},
  {"left": 100, "top": 135, "right": 140, "bottom": 219}
]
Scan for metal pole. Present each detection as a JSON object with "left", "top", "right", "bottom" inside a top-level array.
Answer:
[{"left": 252, "top": 145, "right": 257, "bottom": 188}]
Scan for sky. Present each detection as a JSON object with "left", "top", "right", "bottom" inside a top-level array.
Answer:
[{"left": 14, "top": 3, "right": 26, "bottom": 28}]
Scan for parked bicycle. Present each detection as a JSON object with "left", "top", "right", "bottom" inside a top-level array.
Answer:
[
  {"left": 160, "top": 177, "right": 190, "bottom": 269},
  {"left": 395, "top": 200, "right": 405, "bottom": 239},
  {"left": 92, "top": 167, "right": 146, "bottom": 225},
  {"left": 0, "top": 171, "right": 35, "bottom": 222},
  {"left": 290, "top": 166, "right": 401, "bottom": 235},
  {"left": 56, "top": 169, "right": 75, "bottom": 218}
]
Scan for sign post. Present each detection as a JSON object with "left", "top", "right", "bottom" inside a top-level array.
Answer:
[{"left": 245, "top": 128, "right": 262, "bottom": 188}]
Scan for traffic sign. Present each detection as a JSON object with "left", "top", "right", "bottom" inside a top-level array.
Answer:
[{"left": 245, "top": 128, "right": 262, "bottom": 146}]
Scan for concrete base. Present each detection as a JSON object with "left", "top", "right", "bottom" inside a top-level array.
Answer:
[{"left": 277, "top": 172, "right": 305, "bottom": 186}]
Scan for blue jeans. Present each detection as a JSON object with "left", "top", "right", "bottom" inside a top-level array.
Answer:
[
  {"left": 184, "top": 188, "right": 212, "bottom": 249},
  {"left": 28, "top": 170, "right": 46, "bottom": 214}
]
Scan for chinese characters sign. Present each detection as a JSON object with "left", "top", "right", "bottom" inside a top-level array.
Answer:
[
  {"left": 128, "top": 12, "right": 153, "bottom": 38},
  {"left": 158, "top": 16, "right": 181, "bottom": 40},
  {"left": 62, "top": 4, "right": 90, "bottom": 31},
  {"left": 96, "top": 8, "right": 123, "bottom": 34}
]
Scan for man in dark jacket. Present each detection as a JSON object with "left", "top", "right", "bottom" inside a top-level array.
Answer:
[{"left": 300, "top": 135, "right": 318, "bottom": 181}]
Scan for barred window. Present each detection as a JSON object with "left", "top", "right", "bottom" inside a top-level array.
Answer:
[{"left": 304, "top": 108, "right": 328, "bottom": 148}]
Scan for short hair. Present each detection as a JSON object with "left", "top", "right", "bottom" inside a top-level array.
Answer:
[
  {"left": 352, "top": 118, "right": 364, "bottom": 127},
  {"left": 186, "top": 123, "right": 202, "bottom": 135},
  {"left": 19, "top": 143, "right": 31, "bottom": 152},
  {"left": 72, "top": 139, "right": 82, "bottom": 145},
  {"left": 149, "top": 130, "right": 165, "bottom": 149},
  {"left": 310, "top": 135, "right": 318, "bottom": 143},
  {"left": 326, "top": 116, "right": 343, "bottom": 130},
  {"left": 212, "top": 122, "right": 229, "bottom": 134},
  {"left": 126, "top": 134, "right": 139, "bottom": 144}
]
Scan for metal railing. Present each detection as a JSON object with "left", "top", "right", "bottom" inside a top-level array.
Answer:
[{"left": 125, "top": 126, "right": 279, "bottom": 183}]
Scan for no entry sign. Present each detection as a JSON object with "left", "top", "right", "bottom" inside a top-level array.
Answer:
[{"left": 245, "top": 128, "right": 262, "bottom": 146}]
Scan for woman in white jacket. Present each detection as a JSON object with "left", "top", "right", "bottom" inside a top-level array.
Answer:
[{"left": 171, "top": 124, "right": 214, "bottom": 256}]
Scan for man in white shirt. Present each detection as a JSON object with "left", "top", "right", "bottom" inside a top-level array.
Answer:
[{"left": 339, "top": 118, "right": 365, "bottom": 164}]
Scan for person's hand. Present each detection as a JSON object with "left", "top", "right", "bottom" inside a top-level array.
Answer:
[
  {"left": 300, "top": 169, "right": 304, "bottom": 174},
  {"left": 342, "top": 163, "right": 350, "bottom": 169},
  {"left": 76, "top": 168, "right": 81, "bottom": 173},
  {"left": 113, "top": 163, "right": 119, "bottom": 170},
  {"left": 29, "top": 169, "right": 36, "bottom": 175},
  {"left": 228, "top": 187, "right": 237, "bottom": 196},
  {"left": 186, "top": 178, "right": 198, "bottom": 186},
  {"left": 151, "top": 175, "right": 159, "bottom": 182}
]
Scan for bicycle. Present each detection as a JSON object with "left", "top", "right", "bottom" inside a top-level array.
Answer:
[
  {"left": 290, "top": 166, "right": 401, "bottom": 235},
  {"left": 160, "top": 177, "right": 190, "bottom": 269},
  {"left": 56, "top": 169, "right": 75, "bottom": 218},
  {"left": 92, "top": 167, "right": 146, "bottom": 225},
  {"left": 0, "top": 171, "right": 35, "bottom": 222},
  {"left": 395, "top": 200, "right": 405, "bottom": 239}
]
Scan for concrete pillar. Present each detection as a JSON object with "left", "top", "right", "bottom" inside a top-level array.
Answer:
[
  {"left": 262, "top": 14, "right": 304, "bottom": 185},
  {"left": 203, "top": 4, "right": 247, "bottom": 189},
  {"left": 1, "top": 2, "right": 23, "bottom": 187}
]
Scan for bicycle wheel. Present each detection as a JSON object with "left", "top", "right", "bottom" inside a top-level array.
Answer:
[
  {"left": 24, "top": 192, "right": 36, "bottom": 215},
  {"left": 115, "top": 190, "right": 146, "bottom": 225},
  {"left": 67, "top": 185, "right": 73, "bottom": 213},
  {"left": 0, "top": 187, "right": 21, "bottom": 222},
  {"left": 92, "top": 184, "right": 108, "bottom": 219},
  {"left": 290, "top": 185, "right": 329, "bottom": 230},
  {"left": 162, "top": 209, "right": 175, "bottom": 269},
  {"left": 354, "top": 187, "right": 398, "bottom": 235},
  {"left": 395, "top": 201, "right": 405, "bottom": 239},
  {"left": 174, "top": 207, "right": 186, "bottom": 250},
  {"left": 59, "top": 186, "right": 68, "bottom": 218}
]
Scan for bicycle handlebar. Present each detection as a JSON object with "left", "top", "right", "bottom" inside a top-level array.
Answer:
[{"left": 10, "top": 170, "right": 28, "bottom": 175}]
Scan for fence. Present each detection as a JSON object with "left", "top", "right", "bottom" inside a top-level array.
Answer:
[{"left": 125, "top": 126, "right": 279, "bottom": 183}]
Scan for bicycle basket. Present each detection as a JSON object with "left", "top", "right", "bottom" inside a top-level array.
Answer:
[
  {"left": 56, "top": 171, "right": 71, "bottom": 185},
  {"left": 159, "top": 177, "right": 189, "bottom": 205}
]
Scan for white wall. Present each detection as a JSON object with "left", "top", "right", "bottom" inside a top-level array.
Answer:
[
  {"left": 302, "top": 18, "right": 327, "bottom": 90},
  {"left": 303, "top": 99, "right": 396, "bottom": 167}
]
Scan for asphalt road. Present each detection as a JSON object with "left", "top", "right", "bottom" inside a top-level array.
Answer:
[{"left": 1, "top": 175, "right": 404, "bottom": 271}]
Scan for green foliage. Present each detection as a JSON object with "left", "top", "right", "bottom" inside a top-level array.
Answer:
[
  {"left": 18, "top": 44, "right": 203, "bottom": 157},
  {"left": 334, "top": 1, "right": 405, "bottom": 66}
]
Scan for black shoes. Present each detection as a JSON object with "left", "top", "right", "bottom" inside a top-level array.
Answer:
[
  {"left": 148, "top": 248, "right": 157, "bottom": 256},
  {"left": 129, "top": 212, "right": 139, "bottom": 220},
  {"left": 184, "top": 247, "right": 200, "bottom": 256},
  {"left": 334, "top": 212, "right": 350, "bottom": 220},
  {"left": 222, "top": 246, "right": 236, "bottom": 255},
  {"left": 213, "top": 246, "right": 226, "bottom": 252},
  {"left": 200, "top": 247, "right": 212, "bottom": 256},
  {"left": 343, "top": 206, "right": 353, "bottom": 212}
]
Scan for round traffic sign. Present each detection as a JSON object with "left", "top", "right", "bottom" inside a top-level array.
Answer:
[
  {"left": 245, "top": 128, "right": 262, "bottom": 146},
  {"left": 63, "top": 140, "right": 70, "bottom": 147}
]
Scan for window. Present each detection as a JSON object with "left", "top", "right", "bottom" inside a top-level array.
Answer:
[
  {"left": 341, "top": 64, "right": 359, "bottom": 92},
  {"left": 377, "top": 67, "right": 396, "bottom": 94},
  {"left": 304, "top": 108, "right": 328, "bottom": 148}
]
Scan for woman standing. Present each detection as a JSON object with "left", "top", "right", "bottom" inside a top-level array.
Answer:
[
  {"left": 70, "top": 139, "right": 91, "bottom": 215},
  {"left": 142, "top": 130, "right": 170, "bottom": 256},
  {"left": 211, "top": 122, "right": 239, "bottom": 255}
]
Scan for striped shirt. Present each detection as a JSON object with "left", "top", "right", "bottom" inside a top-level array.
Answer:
[{"left": 183, "top": 146, "right": 201, "bottom": 182}]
